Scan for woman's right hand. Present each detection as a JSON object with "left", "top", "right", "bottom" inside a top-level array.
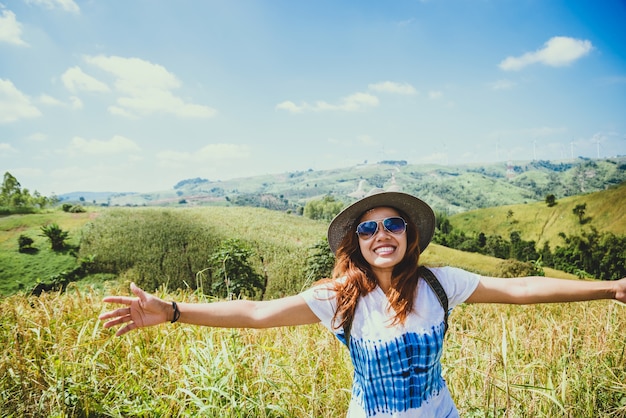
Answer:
[{"left": 99, "top": 282, "right": 172, "bottom": 336}]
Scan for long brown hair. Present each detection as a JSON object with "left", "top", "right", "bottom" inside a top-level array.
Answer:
[{"left": 328, "top": 207, "right": 422, "bottom": 330}]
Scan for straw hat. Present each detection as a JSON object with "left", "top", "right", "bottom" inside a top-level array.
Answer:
[{"left": 327, "top": 189, "right": 436, "bottom": 255}]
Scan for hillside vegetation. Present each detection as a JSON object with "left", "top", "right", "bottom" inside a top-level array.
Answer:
[
  {"left": 0, "top": 211, "right": 94, "bottom": 295},
  {"left": 4, "top": 177, "right": 625, "bottom": 296},
  {"left": 61, "top": 157, "right": 626, "bottom": 215},
  {"left": 2, "top": 177, "right": 626, "bottom": 416},
  {"left": 449, "top": 181, "right": 626, "bottom": 247},
  {"left": 1, "top": 271, "right": 625, "bottom": 416}
]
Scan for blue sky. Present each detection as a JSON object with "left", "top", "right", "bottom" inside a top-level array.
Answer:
[{"left": 1, "top": 0, "right": 625, "bottom": 195}]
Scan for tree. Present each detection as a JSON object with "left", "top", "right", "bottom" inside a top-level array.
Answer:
[
  {"left": 305, "top": 238, "right": 335, "bottom": 283},
  {"left": 545, "top": 194, "right": 557, "bottom": 207},
  {"left": 572, "top": 203, "right": 589, "bottom": 224},
  {"left": 1, "top": 172, "right": 53, "bottom": 211},
  {"left": 40, "top": 223, "right": 69, "bottom": 251},
  {"left": 206, "top": 239, "right": 265, "bottom": 299},
  {"left": 303, "top": 195, "right": 344, "bottom": 221},
  {"left": 1, "top": 172, "right": 21, "bottom": 207},
  {"left": 435, "top": 212, "right": 452, "bottom": 234}
]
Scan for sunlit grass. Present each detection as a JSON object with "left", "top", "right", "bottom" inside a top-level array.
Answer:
[
  {"left": 450, "top": 181, "right": 626, "bottom": 247},
  {"left": 2, "top": 281, "right": 625, "bottom": 417},
  {"left": 2, "top": 203, "right": 626, "bottom": 416}
]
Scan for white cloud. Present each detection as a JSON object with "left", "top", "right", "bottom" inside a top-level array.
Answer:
[
  {"left": 83, "top": 55, "right": 217, "bottom": 119},
  {"left": 0, "top": 9, "right": 28, "bottom": 46},
  {"left": 38, "top": 94, "right": 64, "bottom": 106},
  {"left": 38, "top": 92, "right": 83, "bottom": 109},
  {"left": 0, "top": 79, "right": 41, "bottom": 123},
  {"left": 396, "top": 18, "right": 416, "bottom": 27},
  {"left": 368, "top": 81, "right": 417, "bottom": 95},
  {"left": 275, "top": 101, "right": 303, "bottom": 113},
  {"left": 428, "top": 90, "right": 443, "bottom": 100},
  {"left": 499, "top": 36, "right": 593, "bottom": 71},
  {"left": 24, "top": 0, "right": 80, "bottom": 14},
  {"left": 62, "top": 66, "right": 110, "bottom": 93},
  {"left": 66, "top": 135, "right": 141, "bottom": 157},
  {"left": 157, "top": 143, "right": 251, "bottom": 168},
  {"left": 69, "top": 96, "right": 83, "bottom": 109},
  {"left": 0, "top": 143, "right": 18, "bottom": 156},
  {"left": 27, "top": 132, "right": 47, "bottom": 141},
  {"left": 488, "top": 79, "right": 516, "bottom": 90},
  {"left": 276, "top": 92, "right": 379, "bottom": 113}
]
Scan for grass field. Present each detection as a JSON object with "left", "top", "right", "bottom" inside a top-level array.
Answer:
[
  {"left": 1, "top": 199, "right": 625, "bottom": 416},
  {"left": 1, "top": 282, "right": 625, "bottom": 417},
  {"left": 449, "top": 181, "right": 626, "bottom": 247},
  {"left": 0, "top": 211, "right": 93, "bottom": 295}
]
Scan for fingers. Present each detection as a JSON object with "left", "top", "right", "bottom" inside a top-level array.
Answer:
[
  {"left": 131, "top": 282, "right": 148, "bottom": 303},
  {"left": 102, "top": 283, "right": 147, "bottom": 305},
  {"left": 115, "top": 321, "right": 137, "bottom": 337},
  {"left": 102, "top": 295, "right": 136, "bottom": 305},
  {"left": 101, "top": 315, "right": 129, "bottom": 328},
  {"left": 99, "top": 309, "right": 137, "bottom": 336},
  {"left": 99, "top": 307, "right": 131, "bottom": 321},
  {"left": 99, "top": 283, "right": 148, "bottom": 337}
]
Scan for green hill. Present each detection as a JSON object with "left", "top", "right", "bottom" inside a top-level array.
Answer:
[
  {"left": 5, "top": 162, "right": 625, "bottom": 296},
  {"left": 449, "top": 181, "right": 626, "bottom": 247},
  {"left": 61, "top": 157, "right": 626, "bottom": 215}
]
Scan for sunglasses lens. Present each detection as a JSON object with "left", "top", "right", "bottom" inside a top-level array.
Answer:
[
  {"left": 356, "top": 221, "right": 378, "bottom": 238},
  {"left": 384, "top": 217, "right": 407, "bottom": 234},
  {"left": 356, "top": 217, "right": 407, "bottom": 239}
]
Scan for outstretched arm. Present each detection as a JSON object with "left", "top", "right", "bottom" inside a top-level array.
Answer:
[
  {"left": 99, "top": 282, "right": 320, "bottom": 337},
  {"left": 466, "top": 275, "right": 626, "bottom": 305}
]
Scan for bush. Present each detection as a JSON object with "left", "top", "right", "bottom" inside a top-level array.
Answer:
[
  {"left": 495, "top": 259, "right": 537, "bottom": 278},
  {"left": 79, "top": 209, "right": 221, "bottom": 292},
  {"left": 62, "top": 203, "right": 86, "bottom": 213},
  {"left": 305, "top": 238, "right": 335, "bottom": 283},
  {"left": 18, "top": 235, "right": 34, "bottom": 252},
  {"left": 40, "top": 223, "right": 69, "bottom": 251},
  {"left": 205, "top": 239, "right": 266, "bottom": 299}
]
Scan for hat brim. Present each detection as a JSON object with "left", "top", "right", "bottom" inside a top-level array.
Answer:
[{"left": 327, "top": 191, "right": 435, "bottom": 255}]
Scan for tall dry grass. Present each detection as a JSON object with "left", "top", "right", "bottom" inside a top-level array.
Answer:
[{"left": 2, "top": 281, "right": 625, "bottom": 417}]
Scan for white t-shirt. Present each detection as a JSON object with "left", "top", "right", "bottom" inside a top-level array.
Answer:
[{"left": 300, "top": 266, "right": 481, "bottom": 418}]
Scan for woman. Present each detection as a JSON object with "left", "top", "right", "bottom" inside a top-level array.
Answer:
[{"left": 100, "top": 191, "right": 626, "bottom": 417}]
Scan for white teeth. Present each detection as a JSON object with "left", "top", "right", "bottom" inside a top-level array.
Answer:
[{"left": 375, "top": 246, "right": 395, "bottom": 254}]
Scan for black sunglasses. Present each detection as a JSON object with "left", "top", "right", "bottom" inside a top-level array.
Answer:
[{"left": 356, "top": 216, "right": 407, "bottom": 240}]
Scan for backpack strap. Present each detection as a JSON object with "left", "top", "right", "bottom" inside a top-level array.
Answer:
[
  {"left": 343, "top": 304, "right": 356, "bottom": 348},
  {"left": 418, "top": 266, "right": 449, "bottom": 335},
  {"left": 343, "top": 266, "right": 449, "bottom": 347}
]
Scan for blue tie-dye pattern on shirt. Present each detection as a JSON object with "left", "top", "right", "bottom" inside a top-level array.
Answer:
[{"left": 347, "top": 323, "right": 446, "bottom": 416}]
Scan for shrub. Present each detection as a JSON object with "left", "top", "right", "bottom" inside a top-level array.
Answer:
[
  {"left": 40, "top": 223, "right": 69, "bottom": 251},
  {"left": 18, "top": 234, "right": 34, "bottom": 252},
  {"left": 495, "top": 259, "right": 536, "bottom": 278},
  {"left": 205, "top": 238, "right": 265, "bottom": 299},
  {"left": 79, "top": 209, "right": 221, "bottom": 292},
  {"left": 305, "top": 238, "right": 335, "bottom": 283}
]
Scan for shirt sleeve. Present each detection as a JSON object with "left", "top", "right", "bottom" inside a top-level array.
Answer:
[
  {"left": 299, "top": 282, "right": 340, "bottom": 332},
  {"left": 429, "top": 266, "right": 481, "bottom": 308}
]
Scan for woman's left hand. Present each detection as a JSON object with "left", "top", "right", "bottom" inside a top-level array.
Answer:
[{"left": 99, "top": 282, "right": 171, "bottom": 336}]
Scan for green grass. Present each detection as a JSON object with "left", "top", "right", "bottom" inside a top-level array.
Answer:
[
  {"left": 0, "top": 210, "right": 93, "bottom": 295},
  {"left": 1, "top": 201, "right": 625, "bottom": 416},
  {"left": 449, "top": 181, "right": 626, "bottom": 247},
  {"left": 1, "top": 283, "right": 624, "bottom": 416}
]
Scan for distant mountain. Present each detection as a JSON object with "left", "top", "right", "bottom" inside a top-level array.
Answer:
[
  {"left": 57, "top": 191, "right": 135, "bottom": 203},
  {"left": 69, "top": 157, "right": 626, "bottom": 214}
]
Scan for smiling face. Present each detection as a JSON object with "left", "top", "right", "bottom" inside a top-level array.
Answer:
[{"left": 357, "top": 206, "right": 407, "bottom": 276}]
